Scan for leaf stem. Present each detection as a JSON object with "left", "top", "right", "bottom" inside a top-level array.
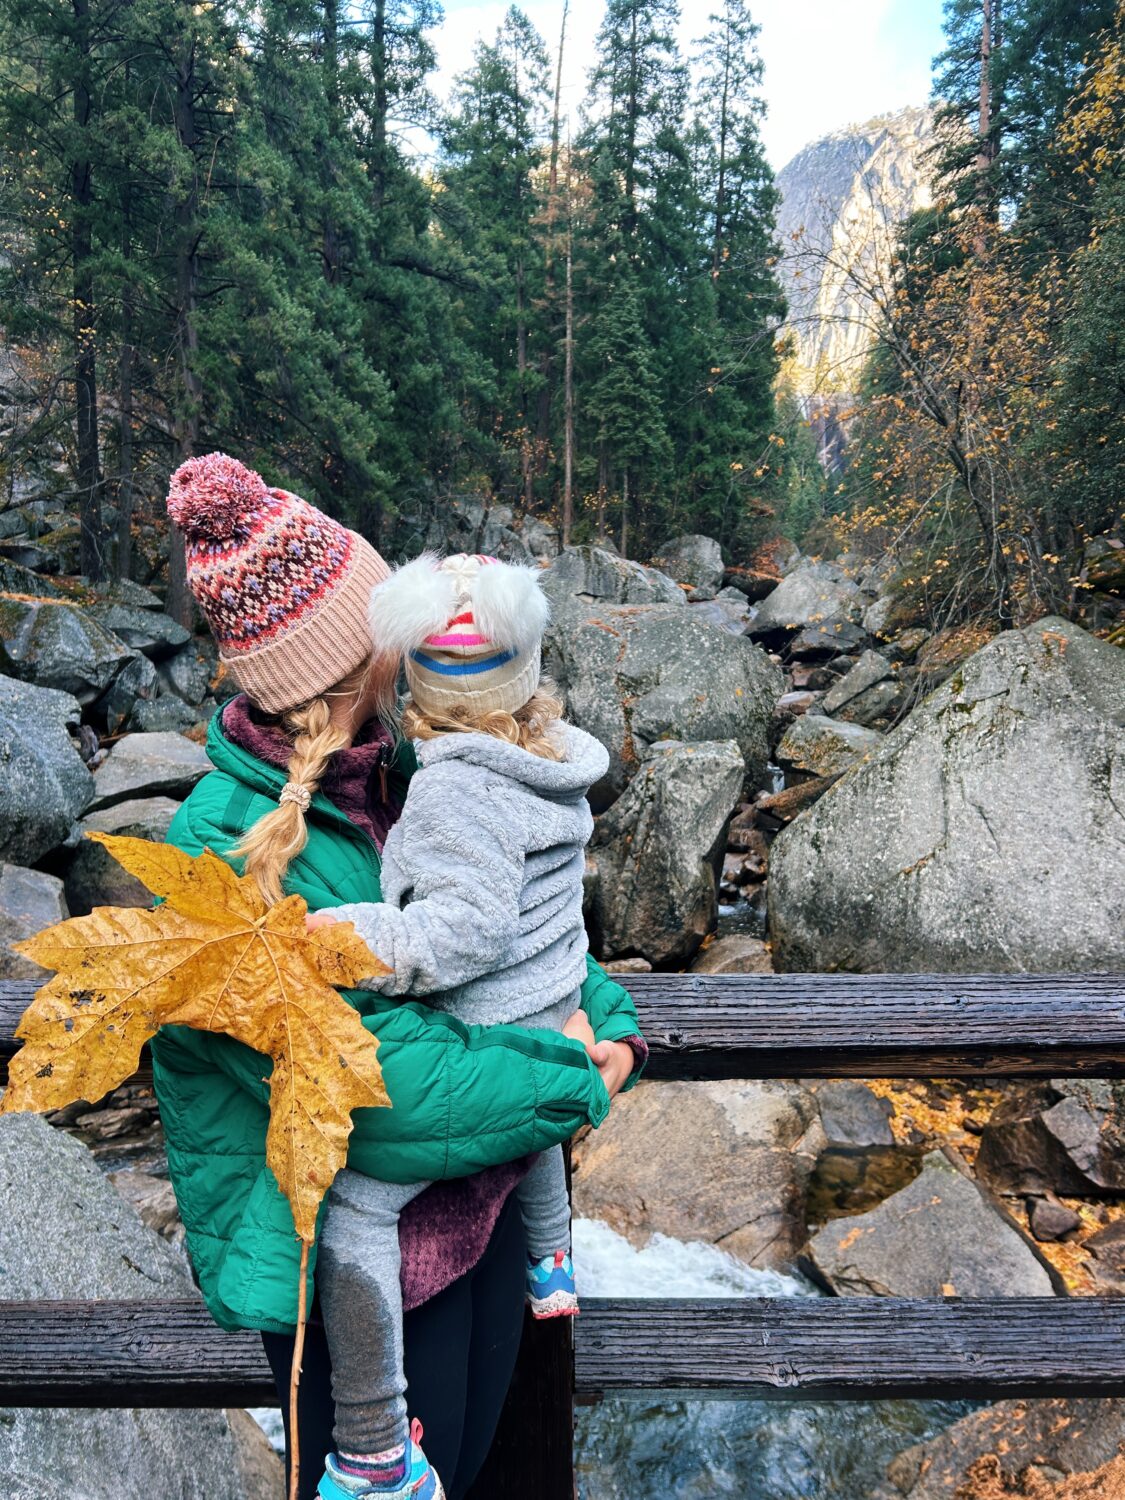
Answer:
[{"left": 289, "top": 1237, "right": 310, "bottom": 1500}]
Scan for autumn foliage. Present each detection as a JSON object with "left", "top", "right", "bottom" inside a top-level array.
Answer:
[{"left": 834, "top": 5, "right": 1125, "bottom": 643}]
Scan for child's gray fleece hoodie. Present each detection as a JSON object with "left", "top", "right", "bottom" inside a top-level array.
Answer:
[{"left": 330, "top": 721, "right": 610, "bottom": 1028}]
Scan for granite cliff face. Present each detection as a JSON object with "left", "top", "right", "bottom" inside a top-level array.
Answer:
[{"left": 776, "top": 106, "right": 938, "bottom": 404}]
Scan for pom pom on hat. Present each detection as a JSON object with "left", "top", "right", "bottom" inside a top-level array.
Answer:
[
  {"left": 371, "top": 552, "right": 549, "bottom": 719},
  {"left": 367, "top": 552, "right": 457, "bottom": 660},
  {"left": 167, "top": 452, "right": 269, "bottom": 542},
  {"left": 472, "top": 558, "right": 550, "bottom": 653}
]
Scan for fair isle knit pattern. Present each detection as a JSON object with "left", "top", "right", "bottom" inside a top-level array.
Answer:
[
  {"left": 178, "top": 487, "right": 356, "bottom": 652},
  {"left": 368, "top": 552, "right": 547, "bottom": 719},
  {"left": 167, "top": 453, "right": 388, "bottom": 714}
]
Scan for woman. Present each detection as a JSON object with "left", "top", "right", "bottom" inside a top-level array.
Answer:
[{"left": 151, "top": 455, "right": 644, "bottom": 1499}]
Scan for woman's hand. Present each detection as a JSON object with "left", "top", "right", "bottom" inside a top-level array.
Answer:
[
  {"left": 306, "top": 910, "right": 340, "bottom": 933},
  {"left": 564, "top": 1009, "right": 633, "bottom": 1100},
  {"left": 563, "top": 1007, "right": 596, "bottom": 1050},
  {"left": 588, "top": 1039, "right": 634, "bottom": 1099}
]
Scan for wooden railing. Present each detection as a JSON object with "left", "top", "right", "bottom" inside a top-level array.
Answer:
[{"left": 3, "top": 972, "right": 1125, "bottom": 1499}]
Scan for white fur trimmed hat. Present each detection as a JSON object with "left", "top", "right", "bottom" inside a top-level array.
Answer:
[{"left": 368, "top": 552, "right": 550, "bottom": 718}]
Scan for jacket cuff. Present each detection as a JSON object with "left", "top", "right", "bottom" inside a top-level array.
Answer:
[
  {"left": 583, "top": 1055, "right": 612, "bottom": 1128},
  {"left": 620, "top": 1034, "right": 648, "bottom": 1091}
]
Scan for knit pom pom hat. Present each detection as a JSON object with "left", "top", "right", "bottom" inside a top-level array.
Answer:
[
  {"left": 167, "top": 453, "right": 389, "bottom": 714},
  {"left": 368, "top": 552, "right": 550, "bottom": 718}
]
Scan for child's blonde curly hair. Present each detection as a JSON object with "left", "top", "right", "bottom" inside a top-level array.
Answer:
[{"left": 400, "top": 683, "right": 565, "bottom": 762}]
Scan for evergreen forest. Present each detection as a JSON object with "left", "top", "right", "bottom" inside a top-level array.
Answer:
[{"left": 0, "top": 0, "right": 1121, "bottom": 639}]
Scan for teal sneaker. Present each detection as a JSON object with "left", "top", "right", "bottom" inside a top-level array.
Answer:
[
  {"left": 317, "top": 1420, "right": 444, "bottom": 1499},
  {"left": 526, "top": 1249, "right": 579, "bottom": 1319}
]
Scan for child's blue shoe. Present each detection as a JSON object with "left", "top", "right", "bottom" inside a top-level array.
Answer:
[
  {"left": 317, "top": 1420, "right": 444, "bottom": 1499},
  {"left": 526, "top": 1249, "right": 579, "bottom": 1319}
]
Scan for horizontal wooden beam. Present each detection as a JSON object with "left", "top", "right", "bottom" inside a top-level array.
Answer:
[
  {"left": 625, "top": 971, "right": 1125, "bottom": 1078},
  {"left": 0, "top": 1300, "right": 274, "bottom": 1407},
  {"left": 4, "top": 1296, "right": 1125, "bottom": 1407},
  {"left": 4, "top": 973, "right": 1125, "bottom": 1084},
  {"left": 575, "top": 1296, "right": 1125, "bottom": 1400}
]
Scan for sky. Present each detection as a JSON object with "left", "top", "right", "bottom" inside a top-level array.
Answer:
[{"left": 426, "top": 0, "right": 947, "bottom": 170}]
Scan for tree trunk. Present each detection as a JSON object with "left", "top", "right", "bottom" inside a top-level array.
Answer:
[
  {"left": 623, "top": 3, "right": 639, "bottom": 237},
  {"left": 562, "top": 200, "right": 575, "bottom": 547},
  {"left": 536, "top": 0, "right": 568, "bottom": 453},
  {"left": 168, "top": 33, "right": 202, "bottom": 629},
  {"left": 370, "top": 0, "right": 388, "bottom": 215},
  {"left": 322, "top": 0, "right": 341, "bottom": 284},
  {"left": 973, "top": 0, "right": 996, "bottom": 246},
  {"left": 711, "top": 16, "right": 731, "bottom": 282},
  {"left": 516, "top": 257, "right": 532, "bottom": 509},
  {"left": 324, "top": 0, "right": 339, "bottom": 114},
  {"left": 957, "top": 444, "right": 1013, "bottom": 630},
  {"left": 619, "top": 469, "right": 629, "bottom": 556},
  {"left": 976, "top": 0, "right": 992, "bottom": 173},
  {"left": 116, "top": 95, "right": 135, "bottom": 584},
  {"left": 596, "top": 449, "right": 608, "bottom": 542},
  {"left": 72, "top": 0, "right": 104, "bottom": 581},
  {"left": 117, "top": 269, "right": 135, "bottom": 581}
]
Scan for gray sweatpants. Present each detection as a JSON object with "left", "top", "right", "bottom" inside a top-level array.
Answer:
[{"left": 317, "top": 996, "right": 576, "bottom": 1457}]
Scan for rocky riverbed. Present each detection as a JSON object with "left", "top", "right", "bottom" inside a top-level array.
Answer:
[{"left": 0, "top": 509, "right": 1123, "bottom": 1497}]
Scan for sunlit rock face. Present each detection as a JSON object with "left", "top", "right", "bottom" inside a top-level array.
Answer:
[{"left": 776, "top": 106, "right": 938, "bottom": 416}]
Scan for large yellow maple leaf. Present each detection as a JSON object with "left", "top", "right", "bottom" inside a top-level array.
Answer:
[{"left": 1, "top": 833, "right": 391, "bottom": 1242}]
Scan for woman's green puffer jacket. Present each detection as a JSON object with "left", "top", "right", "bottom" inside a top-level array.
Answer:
[{"left": 150, "top": 711, "right": 644, "bottom": 1333}]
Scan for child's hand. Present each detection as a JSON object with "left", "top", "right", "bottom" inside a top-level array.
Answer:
[{"left": 306, "top": 910, "right": 340, "bottom": 934}]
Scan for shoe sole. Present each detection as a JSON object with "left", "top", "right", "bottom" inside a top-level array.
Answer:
[
  {"left": 318, "top": 1466, "right": 446, "bottom": 1499},
  {"left": 526, "top": 1289, "right": 580, "bottom": 1319}
]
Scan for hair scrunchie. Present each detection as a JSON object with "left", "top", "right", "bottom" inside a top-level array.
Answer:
[{"left": 279, "top": 782, "right": 312, "bottom": 811}]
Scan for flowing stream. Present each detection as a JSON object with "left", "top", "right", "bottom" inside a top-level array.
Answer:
[
  {"left": 248, "top": 1218, "right": 979, "bottom": 1494},
  {"left": 573, "top": 1219, "right": 978, "bottom": 1500}
]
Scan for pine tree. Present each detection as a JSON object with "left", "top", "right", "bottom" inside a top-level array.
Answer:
[
  {"left": 0, "top": 0, "right": 127, "bottom": 576},
  {"left": 933, "top": 0, "right": 1117, "bottom": 240},
  {"left": 578, "top": 150, "right": 671, "bottom": 548},
  {"left": 680, "top": 0, "right": 784, "bottom": 550},
  {"left": 577, "top": 0, "right": 688, "bottom": 549},
  {"left": 531, "top": 0, "right": 570, "bottom": 504},
  {"left": 996, "top": 0, "right": 1117, "bottom": 210},
  {"left": 350, "top": 0, "right": 479, "bottom": 523},
  {"left": 932, "top": 0, "right": 1003, "bottom": 216},
  {"left": 584, "top": 0, "right": 684, "bottom": 238},
  {"left": 442, "top": 7, "right": 551, "bottom": 505},
  {"left": 765, "top": 379, "right": 828, "bottom": 543},
  {"left": 124, "top": 0, "right": 247, "bottom": 615},
  {"left": 214, "top": 0, "right": 393, "bottom": 522}
]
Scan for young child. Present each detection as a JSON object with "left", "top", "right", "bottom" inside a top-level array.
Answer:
[{"left": 309, "top": 551, "right": 611, "bottom": 1500}]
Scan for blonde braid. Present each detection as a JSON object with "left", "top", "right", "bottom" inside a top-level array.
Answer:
[{"left": 232, "top": 696, "right": 351, "bottom": 905}]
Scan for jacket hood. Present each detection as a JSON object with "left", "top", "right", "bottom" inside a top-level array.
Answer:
[{"left": 414, "top": 722, "right": 609, "bottom": 798}]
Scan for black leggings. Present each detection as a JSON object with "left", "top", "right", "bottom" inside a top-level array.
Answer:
[{"left": 261, "top": 1192, "right": 527, "bottom": 1500}]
